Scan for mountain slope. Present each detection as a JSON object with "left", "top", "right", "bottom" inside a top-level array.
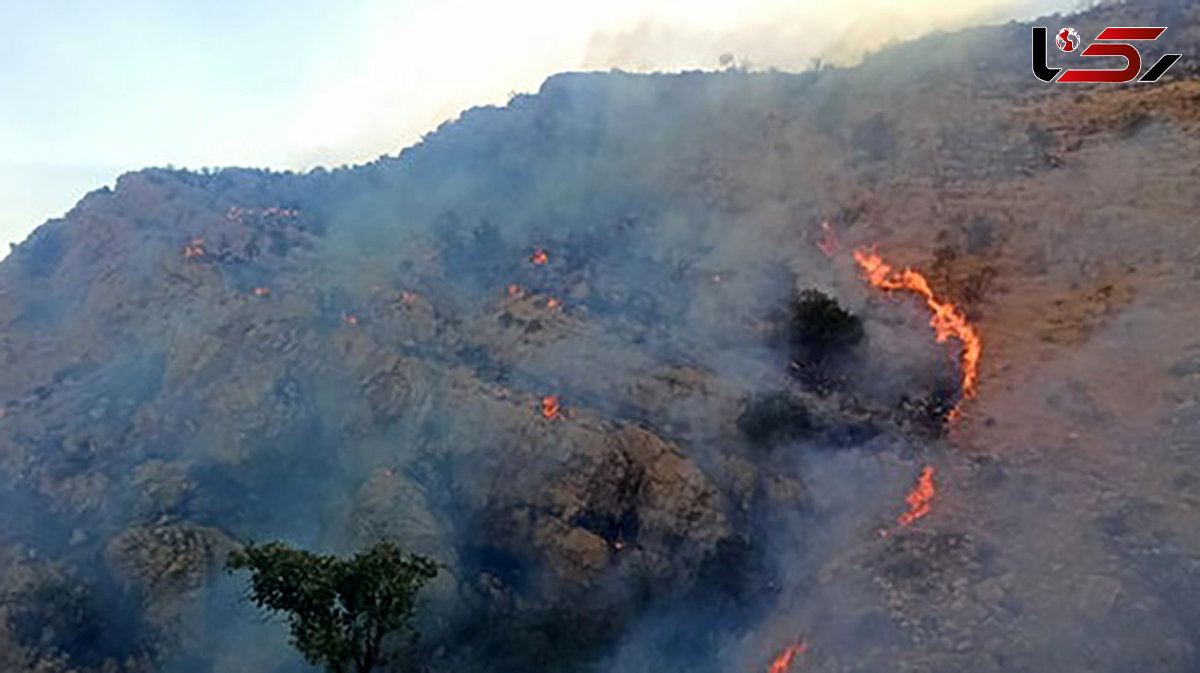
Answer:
[{"left": 1, "top": 1, "right": 1200, "bottom": 672}]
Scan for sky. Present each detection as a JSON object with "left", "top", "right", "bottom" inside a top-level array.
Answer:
[{"left": 0, "top": 0, "right": 1078, "bottom": 258}]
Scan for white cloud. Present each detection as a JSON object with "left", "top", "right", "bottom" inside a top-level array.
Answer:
[{"left": 278, "top": 0, "right": 1067, "bottom": 168}]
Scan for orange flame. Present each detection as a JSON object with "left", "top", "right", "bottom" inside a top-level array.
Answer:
[
  {"left": 815, "top": 221, "right": 838, "bottom": 258},
  {"left": 768, "top": 642, "right": 809, "bottom": 673},
  {"left": 250, "top": 287, "right": 271, "bottom": 297},
  {"left": 541, "top": 395, "right": 561, "bottom": 420},
  {"left": 853, "top": 249, "right": 981, "bottom": 400},
  {"left": 546, "top": 297, "right": 563, "bottom": 312},
  {"left": 342, "top": 313, "right": 358, "bottom": 326},
  {"left": 183, "top": 238, "right": 205, "bottom": 259},
  {"left": 897, "top": 465, "right": 936, "bottom": 527},
  {"left": 508, "top": 284, "right": 525, "bottom": 298},
  {"left": 531, "top": 246, "right": 549, "bottom": 266}
]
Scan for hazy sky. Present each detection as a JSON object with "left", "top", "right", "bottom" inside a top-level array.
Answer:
[{"left": 0, "top": 0, "right": 1073, "bottom": 258}]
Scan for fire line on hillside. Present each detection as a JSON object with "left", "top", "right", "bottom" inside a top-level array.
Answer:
[
  {"left": 853, "top": 249, "right": 982, "bottom": 406},
  {"left": 897, "top": 465, "right": 937, "bottom": 527},
  {"left": 767, "top": 642, "right": 809, "bottom": 673}
]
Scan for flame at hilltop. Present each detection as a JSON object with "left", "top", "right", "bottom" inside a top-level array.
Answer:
[{"left": 853, "top": 249, "right": 982, "bottom": 401}]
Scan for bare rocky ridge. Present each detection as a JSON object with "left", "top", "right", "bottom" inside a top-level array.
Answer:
[{"left": 1, "top": 0, "right": 1199, "bottom": 671}]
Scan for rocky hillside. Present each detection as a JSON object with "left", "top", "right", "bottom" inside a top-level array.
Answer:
[{"left": 1, "top": 1, "right": 1199, "bottom": 672}]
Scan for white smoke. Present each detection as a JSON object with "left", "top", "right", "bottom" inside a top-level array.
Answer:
[{"left": 279, "top": 0, "right": 1076, "bottom": 168}]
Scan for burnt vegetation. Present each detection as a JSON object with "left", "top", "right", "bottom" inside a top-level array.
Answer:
[
  {"left": 737, "top": 391, "right": 818, "bottom": 447},
  {"left": 739, "top": 290, "right": 879, "bottom": 449},
  {"left": 778, "top": 289, "right": 865, "bottom": 395}
]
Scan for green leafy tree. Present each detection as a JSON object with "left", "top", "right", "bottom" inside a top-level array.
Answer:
[{"left": 227, "top": 540, "right": 438, "bottom": 673}]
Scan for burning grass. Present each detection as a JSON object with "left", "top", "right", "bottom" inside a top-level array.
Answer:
[
  {"left": 541, "top": 395, "right": 561, "bottom": 420},
  {"left": 767, "top": 642, "right": 809, "bottom": 673},
  {"left": 853, "top": 250, "right": 981, "bottom": 402},
  {"left": 897, "top": 465, "right": 936, "bottom": 527}
]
